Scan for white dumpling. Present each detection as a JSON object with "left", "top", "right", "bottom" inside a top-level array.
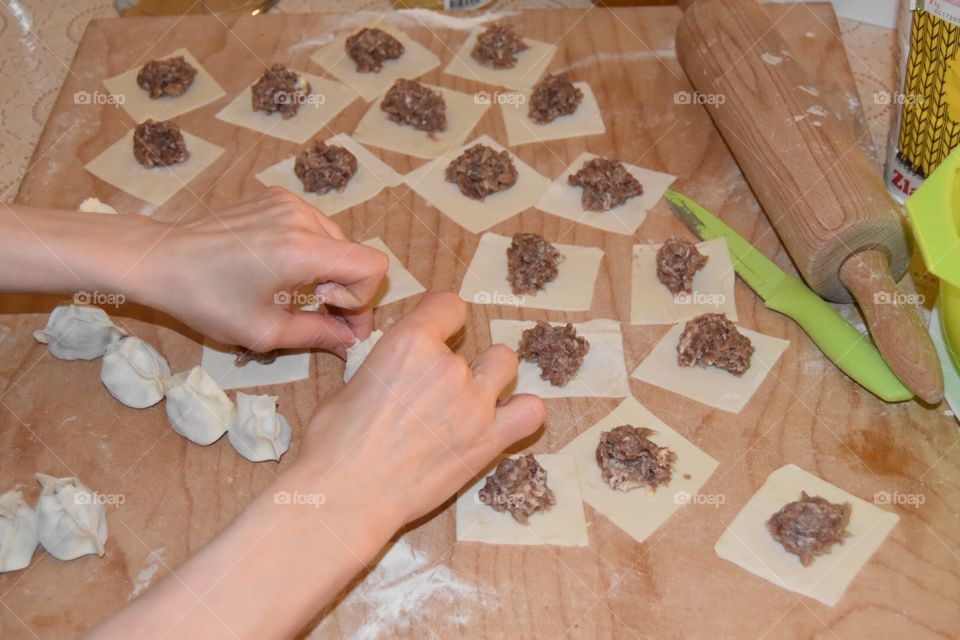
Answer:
[
  {"left": 78, "top": 197, "right": 118, "bottom": 214},
  {"left": 35, "top": 474, "right": 107, "bottom": 561},
  {"left": 228, "top": 393, "right": 292, "bottom": 462},
  {"left": 344, "top": 330, "right": 384, "bottom": 383},
  {"left": 164, "top": 366, "right": 234, "bottom": 445},
  {"left": 101, "top": 337, "right": 171, "bottom": 409},
  {"left": 0, "top": 489, "right": 39, "bottom": 573},
  {"left": 33, "top": 304, "right": 126, "bottom": 360}
]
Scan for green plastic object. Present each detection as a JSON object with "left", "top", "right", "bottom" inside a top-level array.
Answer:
[{"left": 663, "top": 188, "right": 912, "bottom": 402}]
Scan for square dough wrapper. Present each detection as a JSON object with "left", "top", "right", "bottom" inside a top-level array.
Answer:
[
  {"left": 459, "top": 232, "right": 603, "bottom": 311},
  {"left": 255, "top": 133, "right": 402, "bottom": 216},
  {"left": 311, "top": 25, "right": 441, "bottom": 103},
  {"left": 558, "top": 396, "right": 718, "bottom": 543},
  {"left": 102, "top": 48, "right": 226, "bottom": 122},
  {"left": 715, "top": 464, "right": 899, "bottom": 607},
  {"left": 214, "top": 72, "right": 357, "bottom": 144},
  {"left": 631, "top": 322, "right": 789, "bottom": 413},
  {"left": 404, "top": 134, "right": 549, "bottom": 233},
  {"left": 536, "top": 151, "right": 676, "bottom": 236},
  {"left": 201, "top": 341, "right": 310, "bottom": 390},
  {"left": 500, "top": 82, "right": 605, "bottom": 146},
  {"left": 84, "top": 129, "right": 224, "bottom": 207},
  {"left": 352, "top": 85, "right": 490, "bottom": 160},
  {"left": 491, "top": 318, "right": 630, "bottom": 399},
  {"left": 443, "top": 28, "right": 557, "bottom": 90},
  {"left": 456, "top": 454, "right": 589, "bottom": 546},
  {"left": 364, "top": 237, "right": 426, "bottom": 307},
  {"left": 631, "top": 238, "right": 738, "bottom": 325}
]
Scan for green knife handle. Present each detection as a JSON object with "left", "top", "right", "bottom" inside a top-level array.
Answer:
[{"left": 764, "top": 277, "right": 913, "bottom": 402}]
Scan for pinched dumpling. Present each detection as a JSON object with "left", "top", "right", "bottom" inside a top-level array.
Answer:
[
  {"left": 33, "top": 304, "right": 126, "bottom": 360},
  {"left": 343, "top": 329, "right": 384, "bottom": 383},
  {"left": 101, "top": 337, "right": 171, "bottom": 409},
  {"left": 35, "top": 474, "right": 108, "bottom": 561},
  {"left": 0, "top": 489, "right": 39, "bottom": 573},
  {"left": 164, "top": 366, "right": 234, "bottom": 445},
  {"left": 228, "top": 393, "right": 292, "bottom": 462}
]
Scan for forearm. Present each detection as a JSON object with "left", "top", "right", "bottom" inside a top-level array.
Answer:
[
  {"left": 0, "top": 203, "right": 161, "bottom": 300},
  {"left": 87, "top": 463, "right": 401, "bottom": 639}
]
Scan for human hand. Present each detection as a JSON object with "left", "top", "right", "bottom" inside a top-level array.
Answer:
[
  {"left": 135, "top": 187, "right": 388, "bottom": 357},
  {"left": 294, "top": 292, "right": 546, "bottom": 529}
]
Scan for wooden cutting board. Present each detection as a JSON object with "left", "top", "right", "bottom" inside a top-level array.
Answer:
[{"left": 2, "top": 5, "right": 958, "bottom": 639}]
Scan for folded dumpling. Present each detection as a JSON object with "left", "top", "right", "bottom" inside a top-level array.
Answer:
[
  {"left": 0, "top": 488, "right": 39, "bottom": 573},
  {"left": 33, "top": 304, "right": 126, "bottom": 360},
  {"left": 35, "top": 474, "right": 108, "bottom": 561},
  {"left": 343, "top": 329, "right": 384, "bottom": 383},
  {"left": 164, "top": 366, "right": 234, "bottom": 445},
  {"left": 101, "top": 337, "right": 171, "bottom": 409},
  {"left": 228, "top": 393, "right": 292, "bottom": 462}
]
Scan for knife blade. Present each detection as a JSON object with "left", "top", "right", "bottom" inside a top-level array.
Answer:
[{"left": 662, "top": 188, "right": 912, "bottom": 402}]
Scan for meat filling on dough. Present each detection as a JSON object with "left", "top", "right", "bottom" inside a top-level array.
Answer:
[
  {"left": 568, "top": 157, "right": 643, "bottom": 212},
  {"left": 506, "top": 233, "right": 563, "bottom": 295},
  {"left": 517, "top": 321, "right": 589, "bottom": 387},
  {"left": 233, "top": 348, "right": 279, "bottom": 367},
  {"left": 766, "top": 491, "right": 852, "bottom": 567},
  {"left": 471, "top": 23, "right": 529, "bottom": 69},
  {"left": 345, "top": 28, "right": 405, "bottom": 73},
  {"left": 251, "top": 64, "right": 311, "bottom": 119},
  {"left": 137, "top": 56, "right": 198, "bottom": 99},
  {"left": 444, "top": 143, "right": 518, "bottom": 200},
  {"left": 478, "top": 454, "right": 555, "bottom": 524},
  {"left": 596, "top": 425, "right": 676, "bottom": 492},
  {"left": 656, "top": 237, "right": 708, "bottom": 295},
  {"left": 294, "top": 139, "right": 359, "bottom": 194},
  {"left": 133, "top": 119, "right": 190, "bottom": 168},
  {"left": 677, "top": 313, "right": 754, "bottom": 376},
  {"left": 528, "top": 72, "right": 582, "bottom": 124},
  {"left": 380, "top": 79, "right": 447, "bottom": 133}
]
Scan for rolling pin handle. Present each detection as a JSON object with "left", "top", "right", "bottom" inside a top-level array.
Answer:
[{"left": 839, "top": 250, "right": 944, "bottom": 404}]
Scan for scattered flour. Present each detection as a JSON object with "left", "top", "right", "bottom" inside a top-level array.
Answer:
[
  {"left": 315, "top": 539, "right": 495, "bottom": 640},
  {"left": 60, "top": 416, "right": 76, "bottom": 426},
  {"left": 797, "top": 85, "right": 819, "bottom": 97},
  {"left": 554, "top": 49, "right": 677, "bottom": 74},
  {"left": 807, "top": 105, "right": 828, "bottom": 117},
  {"left": 793, "top": 114, "right": 806, "bottom": 122},
  {"left": 333, "top": 9, "right": 517, "bottom": 32},
  {"left": 812, "top": 120, "right": 823, "bottom": 127},
  {"left": 129, "top": 547, "right": 165, "bottom": 600},
  {"left": 760, "top": 52, "right": 784, "bottom": 65}
]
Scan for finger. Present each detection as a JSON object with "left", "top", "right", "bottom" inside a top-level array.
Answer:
[
  {"left": 303, "top": 240, "right": 389, "bottom": 309},
  {"left": 470, "top": 344, "right": 519, "bottom": 397},
  {"left": 330, "top": 306, "right": 374, "bottom": 342},
  {"left": 263, "top": 310, "right": 357, "bottom": 357},
  {"left": 392, "top": 292, "right": 466, "bottom": 343},
  {"left": 489, "top": 394, "right": 546, "bottom": 451},
  {"left": 312, "top": 210, "right": 348, "bottom": 241}
]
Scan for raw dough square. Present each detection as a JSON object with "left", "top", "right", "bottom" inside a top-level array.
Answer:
[
  {"left": 459, "top": 232, "right": 603, "bottom": 311},
  {"left": 500, "top": 82, "right": 605, "bottom": 146},
  {"left": 714, "top": 464, "right": 900, "bottom": 607},
  {"left": 102, "top": 48, "right": 226, "bottom": 122},
  {"left": 311, "top": 25, "right": 441, "bottom": 102},
  {"left": 558, "top": 396, "right": 719, "bottom": 543},
  {"left": 536, "top": 151, "right": 677, "bottom": 236},
  {"left": 352, "top": 85, "right": 490, "bottom": 160},
  {"left": 364, "top": 237, "right": 426, "bottom": 307},
  {"left": 214, "top": 72, "right": 357, "bottom": 144},
  {"left": 631, "top": 322, "right": 789, "bottom": 413},
  {"left": 490, "top": 318, "right": 630, "bottom": 399},
  {"left": 404, "top": 135, "right": 549, "bottom": 233},
  {"left": 255, "top": 133, "right": 402, "bottom": 216},
  {"left": 631, "top": 238, "right": 738, "bottom": 325},
  {"left": 84, "top": 129, "right": 224, "bottom": 207},
  {"left": 456, "top": 454, "right": 589, "bottom": 546},
  {"left": 443, "top": 28, "right": 557, "bottom": 90},
  {"left": 200, "top": 341, "right": 310, "bottom": 390}
]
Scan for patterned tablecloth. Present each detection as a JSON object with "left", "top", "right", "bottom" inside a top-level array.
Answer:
[{"left": 0, "top": 0, "right": 897, "bottom": 201}]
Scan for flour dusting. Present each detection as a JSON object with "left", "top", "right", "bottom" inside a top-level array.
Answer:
[
  {"left": 760, "top": 52, "right": 783, "bottom": 65},
  {"left": 797, "top": 85, "right": 819, "bottom": 97},
  {"left": 555, "top": 49, "right": 677, "bottom": 74},
  {"left": 129, "top": 547, "right": 165, "bottom": 600},
  {"left": 316, "top": 539, "right": 495, "bottom": 640},
  {"left": 807, "top": 105, "right": 828, "bottom": 117},
  {"left": 333, "top": 9, "right": 517, "bottom": 32}
]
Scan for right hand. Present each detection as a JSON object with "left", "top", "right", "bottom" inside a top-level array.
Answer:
[{"left": 294, "top": 292, "right": 546, "bottom": 530}]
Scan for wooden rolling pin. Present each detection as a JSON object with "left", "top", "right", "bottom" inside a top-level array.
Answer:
[{"left": 674, "top": 0, "right": 943, "bottom": 404}]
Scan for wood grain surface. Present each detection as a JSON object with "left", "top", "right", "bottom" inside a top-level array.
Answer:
[{"left": 2, "top": 5, "right": 958, "bottom": 639}]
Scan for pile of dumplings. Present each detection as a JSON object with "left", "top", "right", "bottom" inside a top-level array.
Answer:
[
  {"left": 34, "top": 303, "right": 292, "bottom": 462},
  {"left": 0, "top": 474, "right": 108, "bottom": 574}
]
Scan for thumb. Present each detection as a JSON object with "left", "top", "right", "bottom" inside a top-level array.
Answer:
[{"left": 264, "top": 310, "right": 357, "bottom": 357}]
